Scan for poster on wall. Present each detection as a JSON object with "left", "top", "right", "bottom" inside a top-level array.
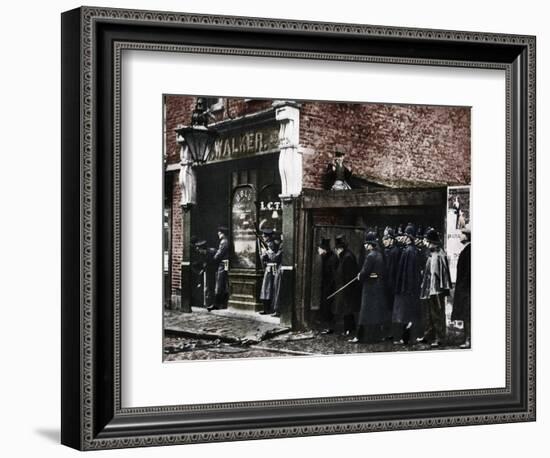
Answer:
[{"left": 446, "top": 185, "right": 471, "bottom": 283}]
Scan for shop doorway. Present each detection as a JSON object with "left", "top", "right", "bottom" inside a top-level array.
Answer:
[{"left": 190, "top": 153, "right": 281, "bottom": 311}]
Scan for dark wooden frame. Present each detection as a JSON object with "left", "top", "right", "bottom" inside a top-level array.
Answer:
[{"left": 61, "top": 6, "right": 536, "bottom": 450}]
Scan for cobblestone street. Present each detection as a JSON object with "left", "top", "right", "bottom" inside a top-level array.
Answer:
[{"left": 164, "top": 308, "right": 467, "bottom": 361}]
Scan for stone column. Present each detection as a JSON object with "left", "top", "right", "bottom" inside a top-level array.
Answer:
[
  {"left": 176, "top": 134, "right": 194, "bottom": 313},
  {"left": 274, "top": 102, "right": 302, "bottom": 328},
  {"left": 278, "top": 197, "right": 295, "bottom": 327},
  {"left": 180, "top": 209, "right": 193, "bottom": 313},
  {"left": 275, "top": 102, "right": 302, "bottom": 198}
]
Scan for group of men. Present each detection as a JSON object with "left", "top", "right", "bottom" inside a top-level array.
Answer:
[
  {"left": 317, "top": 224, "right": 471, "bottom": 348},
  {"left": 190, "top": 225, "right": 284, "bottom": 316},
  {"left": 191, "top": 226, "right": 230, "bottom": 312},
  {"left": 189, "top": 221, "right": 472, "bottom": 349}
]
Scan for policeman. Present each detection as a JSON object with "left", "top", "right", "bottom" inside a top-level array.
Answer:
[
  {"left": 259, "top": 228, "right": 279, "bottom": 315},
  {"left": 270, "top": 232, "right": 284, "bottom": 317},
  {"left": 191, "top": 239, "right": 214, "bottom": 308},
  {"left": 207, "top": 226, "right": 230, "bottom": 311},
  {"left": 392, "top": 224, "right": 422, "bottom": 345},
  {"left": 350, "top": 232, "right": 388, "bottom": 343},
  {"left": 382, "top": 227, "right": 401, "bottom": 339},
  {"left": 415, "top": 226, "right": 429, "bottom": 275},
  {"left": 317, "top": 237, "right": 339, "bottom": 332},
  {"left": 332, "top": 234, "right": 359, "bottom": 336},
  {"left": 418, "top": 228, "right": 452, "bottom": 347}
]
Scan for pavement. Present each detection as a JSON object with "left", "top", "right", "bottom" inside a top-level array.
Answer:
[
  {"left": 164, "top": 307, "right": 468, "bottom": 361},
  {"left": 164, "top": 307, "right": 290, "bottom": 344}
]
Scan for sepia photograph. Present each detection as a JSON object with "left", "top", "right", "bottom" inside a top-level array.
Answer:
[{"left": 162, "top": 95, "right": 472, "bottom": 361}]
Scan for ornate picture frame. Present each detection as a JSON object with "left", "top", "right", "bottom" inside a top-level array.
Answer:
[{"left": 61, "top": 6, "right": 536, "bottom": 450}]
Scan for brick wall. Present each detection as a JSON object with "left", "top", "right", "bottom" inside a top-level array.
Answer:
[
  {"left": 170, "top": 173, "right": 182, "bottom": 292},
  {"left": 164, "top": 95, "right": 195, "bottom": 165},
  {"left": 165, "top": 96, "right": 471, "bottom": 186},
  {"left": 300, "top": 102, "right": 471, "bottom": 190},
  {"left": 164, "top": 95, "right": 272, "bottom": 166}
]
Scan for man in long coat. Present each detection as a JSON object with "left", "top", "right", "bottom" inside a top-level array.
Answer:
[
  {"left": 414, "top": 227, "right": 430, "bottom": 339},
  {"left": 317, "top": 237, "right": 339, "bottom": 332},
  {"left": 415, "top": 227, "right": 430, "bottom": 276},
  {"left": 270, "top": 233, "right": 284, "bottom": 317},
  {"left": 332, "top": 234, "right": 359, "bottom": 335},
  {"left": 392, "top": 225, "right": 422, "bottom": 344},
  {"left": 382, "top": 228, "right": 401, "bottom": 337},
  {"left": 419, "top": 228, "right": 452, "bottom": 346},
  {"left": 207, "top": 226, "right": 230, "bottom": 311},
  {"left": 191, "top": 239, "right": 214, "bottom": 308},
  {"left": 350, "top": 232, "right": 388, "bottom": 344},
  {"left": 451, "top": 226, "right": 471, "bottom": 348}
]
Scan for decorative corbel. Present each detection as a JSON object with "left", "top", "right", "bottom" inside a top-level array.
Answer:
[
  {"left": 275, "top": 103, "right": 302, "bottom": 198},
  {"left": 176, "top": 132, "right": 197, "bottom": 210}
]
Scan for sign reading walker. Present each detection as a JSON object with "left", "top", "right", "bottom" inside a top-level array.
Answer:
[{"left": 209, "top": 124, "right": 280, "bottom": 163}]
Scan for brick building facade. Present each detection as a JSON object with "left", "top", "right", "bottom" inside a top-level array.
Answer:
[{"left": 163, "top": 95, "right": 470, "bottom": 329}]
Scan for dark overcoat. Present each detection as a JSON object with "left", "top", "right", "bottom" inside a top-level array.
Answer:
[
  {"left": 213, "top": 236, "right": 229, "bottom": 296},
  {"left": 358, "top": 249, "right": 389, "bottom": 326},
  {"left": 451, "top": 242, "right": 471, "bottom": 322},
  {"left": 271, "top": 243, "right": 284, "bottom": 313},
  {"left": 392, "top": 244, "right": 422, "bottom": 324},
  {"left": 260, "top": 241, "right": 281, "bottom": 301},
  {"left": 319, "top": 251, "right": 339, "bottom": 320},
  {"left": 332, "top": 248, "right": 359, "bottom": 316},
  {"left": 384, "top": 245, "right": 402, "bottom": 295}
]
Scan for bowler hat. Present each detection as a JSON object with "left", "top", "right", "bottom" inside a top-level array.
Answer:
[
  {"left": 217, "top": 226, "right": 229, "bottom": 234},
  {"left": 261, "top": 228, "right": 274, "bottom": 236}
]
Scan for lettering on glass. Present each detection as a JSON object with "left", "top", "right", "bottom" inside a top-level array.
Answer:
[
  {"left": 258, "top": 185, "right": 282, "bottom": 235},
  {"left": 231, "top": 186, "right": 257, "bottom": 269}
]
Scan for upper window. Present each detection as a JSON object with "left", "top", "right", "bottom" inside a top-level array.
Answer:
[{"left": 204, "top": 97, "right": 224, "bottom": 112}]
